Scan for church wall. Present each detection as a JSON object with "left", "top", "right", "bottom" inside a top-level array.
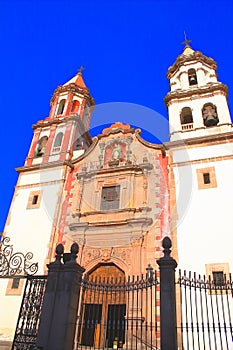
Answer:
[
  {"left": 172, "top": 157, "right": 233, "bottom": 274},
  {"left": 0, "top": 168, "right": 65, "bottom": 341},
  {"left": 172, "top": 142, "right": 233, "bottom": 163}
]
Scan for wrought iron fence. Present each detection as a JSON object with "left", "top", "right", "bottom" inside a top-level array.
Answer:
[
  {"left": 177, "top": 270, "right": 233, "bottom": 350},
  {"left": 74, "top": 271, "right": 160, "bottom": 350},
  {"left": 11, "top": 276, "right": 47, "bottom": 350}
]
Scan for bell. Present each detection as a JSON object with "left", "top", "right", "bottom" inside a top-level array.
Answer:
[
  {"left": 189, "top": 76, "right": 197, "bottom": 84},
  {"left": 204, "top": 115, "right": 218, "bottom": 127}
]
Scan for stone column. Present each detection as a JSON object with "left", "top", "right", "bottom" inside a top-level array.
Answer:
[
  {"left": 36, "top": 243, "right": 85, "bottom": 350},
  {"left": 157, "top": 237, "right": 178, "bottom": 350}
]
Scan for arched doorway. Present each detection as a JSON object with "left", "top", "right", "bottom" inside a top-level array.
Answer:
[{"left": 79, "top": 263, "right": 126, "bottom": 348}]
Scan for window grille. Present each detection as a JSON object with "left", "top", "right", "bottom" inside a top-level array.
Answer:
[{"left": 100, "top": 186, "right": 120, "bottom": 210}]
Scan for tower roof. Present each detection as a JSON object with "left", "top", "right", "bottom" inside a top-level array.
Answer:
[
  {"left": 64, "top": 71, "right": 87, "bottom": 88},
  {"left": 181, "top": 44, "right": 195, "bottom": 56},
  {"left": 167, "top": 45, "right": 217, "bottom": 79}
]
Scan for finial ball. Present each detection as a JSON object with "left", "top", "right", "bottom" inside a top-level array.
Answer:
[
  {"left": 162, "top": 236, "right": 172, "bottom": 250},
  {"left": 70, "top": 242, "right": 79, "bottom": 255},
  {"left": 56, "top": 243, "right": 64, "bottom": 255}
]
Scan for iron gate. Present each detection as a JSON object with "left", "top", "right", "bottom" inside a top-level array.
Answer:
[
  {"left": 12, "top": 272, "right": 159, "bottom": 350},
  {"left": 74, "top": 272, "right": 160, "bottom": 349},
  {"left": 11, "top": 276, "right": 47, "bottom": 350}
]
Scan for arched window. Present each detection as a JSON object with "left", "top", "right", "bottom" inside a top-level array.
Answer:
[
  {"left": 35, "top": 136, "right": 48, "bottom": 157},
  {"left": 57, "top": 99, "right": 66, "bottom": 115},
  {"left": 202, "top": 103, "right": 219, "bottom": 127},
  {"left": 71, "top": 100, "right": 80, "bottom": 113},
  {"left": 180, "top": 107, "right": 193, "bottom": 130},
  {"left": 52, "top": 132, "right": 63, "bottom": 153},
  {"left": 188, "top": 69, "right": 198, "bottom": 86}
]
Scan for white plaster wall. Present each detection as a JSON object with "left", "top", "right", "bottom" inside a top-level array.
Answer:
[
  {"left": 0, "top": 279, "right": 23, "bottom": 341},
  {"left": 1, "top": 178, "right": 63, "bottom": 341},
  {"left": 18, "top": 168, "right": 63, "bottom": 186},
  {"left": 174, "top": 158, "right": 233, "bottom": 274},
  {"left": 173, "top": 142, "right": 233, "bottom": 163},
  {"left": 4, "top": 182, "right": 62, "bottom": 269}
]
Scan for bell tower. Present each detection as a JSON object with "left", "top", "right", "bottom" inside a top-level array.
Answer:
[
  {"left": 26, "top": 69, "right": 94, "bottom": 166},
  {"left": 166, "top": 42, "right": 233, "bottom": 275},
  {"left": 164, "top": 43, "right": 232, "bottom": 141},
  {"left": 3, "top": 70, "right": 95, "bottom": 271}
]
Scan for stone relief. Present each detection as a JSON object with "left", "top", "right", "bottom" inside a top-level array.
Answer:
[{"left": 83, "top": 246, "right": 132, "bottom": 267}]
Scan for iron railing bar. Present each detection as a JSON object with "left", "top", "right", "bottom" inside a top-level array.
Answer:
[
  {"left": 184, "top": 270, "right": 190, "bottom": 350},
  {"left": 145, "top": 272, "right": 148, "bottom": 350},
  {"left": 178, "top": 269, "right": 184, "bottom": 350},
  {"left": 225, "top": 273, "right": 233, "bottom": 343},
  {"left": 203, "top": 275, "right": 212, "bottom": 350},
  {"left": 153, "top": 271, "right": 158, "bottom": 348},
  {"left": 219, "top": 280, "right": 229, "bottom": 350},
  {"left": 209, "top": 276, "right": 218, "bottom": 350},
  {"left": 140, "top": 273, "right": 144, "bottom": 350},
  {"left": 193, "top": 272, "right": 201, "bottom": 350},
  {"left": 189, "top": 271, "right": 195, "bottom": 350},
  {"left": 150, "top": 273, "right": 153, "bottom": 350},
  {"left": 131, "top": 275, "right": 135, "bottom": 349},
  {"left": 198, "top": 273, "right": 206, "bottom": 350},
  {"left": 214, "top": 281, "right": 224, "bottom": 350},
  {"left": 126, "top": 275, "right": 130, "bottom": 350},
  {"left": 135, "top": 275, "right": 139, "bottom": 350}
]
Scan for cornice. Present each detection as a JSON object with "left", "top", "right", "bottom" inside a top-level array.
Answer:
[
  {"left": 50, "top": 83, "right": 95, "bottom": 106},
  {"left": 16, "top": 160, "right": 74, "bottom": 173},
  {"left": 164, "top": 82, "right": 228, "bottom": 106},
  {"left": 77, "top": 163, "right": 145, "bottom": 180},
  {"left": 69, "top": 215, "right": 153, "bottom": 229},
  {"left": 164, "top": 130, "right": 233, "bottom": 149},
  {"left": 167, "top": 50, "right": 217, "bottom": 79},
  {"left": 32, "top": 114, "right": 82, "bottom": 129},
  {"left": 74, "top": 207, "right": 152, "bottom": 219},
  {"left": 135, "top": 130, "right": 166, "bottom": 155}
]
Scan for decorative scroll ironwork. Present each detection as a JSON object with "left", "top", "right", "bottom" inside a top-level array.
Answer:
[
  {"left": 177, "top": 270, "right": 233, "bottom": 349},
  {"left": 0, "top": 236, "right": 38, "bottom": 276},
  {"left": 11, "top": 276, "right": 47, "bottom": 350}
]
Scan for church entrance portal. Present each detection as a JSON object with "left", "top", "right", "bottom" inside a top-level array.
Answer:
[{"left": 79, "top": 263, "right": 126, "bottom": 348}]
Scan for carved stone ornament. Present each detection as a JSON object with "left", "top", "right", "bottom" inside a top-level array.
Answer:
[
  {"left": 83, "top": 247, "right": 132, "bottom": 267},
  {"left": 112, "top": 248, "right": 131, "bottom": 266},
  {"left": 101, "top": 248, "right": 112, "bottom": 261}
]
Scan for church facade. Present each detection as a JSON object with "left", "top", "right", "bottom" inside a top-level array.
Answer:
[{"left": 1, "top": 44, "right": 233, "bottom": 346}]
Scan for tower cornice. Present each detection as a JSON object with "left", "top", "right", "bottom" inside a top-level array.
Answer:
[
  {"left": 32, "top": 114, "right": 84, "bottom": 130},
  {"left": 50, "top": 83, "right": 95, "bottom": 107},
  {"left": 164, "top": 130, "right": 233, "bottom": 149},
  {"left": 164, "top": 82, "right": 228, "bottom": 107},
  {"left": 16, "top": 159, "right": 75, "bottom": 173}
]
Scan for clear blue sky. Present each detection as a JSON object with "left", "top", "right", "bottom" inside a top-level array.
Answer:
[{"left": 1, "top": 0, "right": 233, "bottom": 231}]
